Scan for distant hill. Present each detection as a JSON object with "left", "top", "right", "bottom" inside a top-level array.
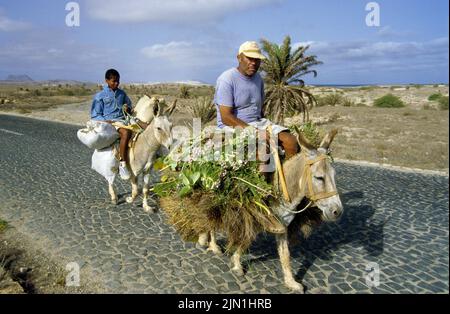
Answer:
[
  {"left": 130, "top": 80, "right": 212, "bottom": 87},
  {"left": 5, "top": 74, "right": 34, "bottom": 82},
  {"left": 0, "top": 76, "right": 92, "bottom": 86},
  {"left": 41, "top": 79, "right": 89, "bottom": 86},
  {"left": 0, "top": 76, "right": 212, "bottom": 86}
]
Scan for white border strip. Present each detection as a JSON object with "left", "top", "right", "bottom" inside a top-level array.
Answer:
[
  {"left": 0, "top": 128, "right": 24, "bottom": 136},
  {"left": 335, "top": 158, "right": 449, "bottom": 177}
]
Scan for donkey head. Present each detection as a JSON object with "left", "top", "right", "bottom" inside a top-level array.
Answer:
[
  {"left": 134, "top": 95, "right": 177, "bottom": 123},
  {"left": 294, "top": 127, "right": 343, "bottom": 222},
  {"left": 151, "top": 97, "right": 176, "bottom": 151}
]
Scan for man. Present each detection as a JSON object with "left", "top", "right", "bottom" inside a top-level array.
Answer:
[{"left": 214, "top": 41, "right": 299, "bottom": 165}]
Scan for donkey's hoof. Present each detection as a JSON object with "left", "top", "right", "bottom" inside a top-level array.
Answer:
[
  {"left": 143, "top": 204, "right": 154, "bottom": 213},
  {"left": 231, "top": 267, "right": 245, "bottom": 277},
  {"left": 207, "top": 245, "right": 222, "bottom": 255},
  {"left": 111, "top": 198, "right": 118, "bottom": 205},
  {"left": 286, "top": 280, "right": 304, "bottom": 293},
  {"left": 197, "top": 233, "right": 208, "bottom": 247},
  {"left": 126, "top": 196, "right": 134, "bottom": 204}
]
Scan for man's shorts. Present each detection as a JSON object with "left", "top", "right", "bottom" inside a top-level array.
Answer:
[
  {"left": 218, "top": 118, "right": 290, "bottom": 171},
  {"left": 219, "top": 118, "right": 289, "bottom": 138}
]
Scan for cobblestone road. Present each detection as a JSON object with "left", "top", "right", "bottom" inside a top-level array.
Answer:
[{"left": 0, "top": 114, "right": 448, "bottom": 294}]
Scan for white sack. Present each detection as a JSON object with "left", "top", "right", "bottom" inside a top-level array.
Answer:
[
  {"left": 77, "top": 120, "right": 119, "bottom": 150},
  {"left": 91, "top": 146, "right": 119, "bottom": 184}
]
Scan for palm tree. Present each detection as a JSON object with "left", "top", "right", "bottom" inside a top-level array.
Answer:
[
  {"left": 179, "top": 85, "right": 191, "bottom": 99},
  {"left": 186, "top": 96, "right": 216, "bottom": 125},
  {"left": 260, "top": 36, "right": 322, "bottom": 124}
]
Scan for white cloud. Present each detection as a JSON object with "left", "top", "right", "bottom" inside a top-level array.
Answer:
[
  {"left": 137, "top": 39, "right": 240, "bottom": 82},
  {"left": 140, "top": 40, "right": 233, "bottom": 67},
  {"left": 0, "top": 31, "right": 120, "bottom": 80},
  {"left": 86, "top": 0, "right": 282, "bottom": 24},
  {"left": 0, "top": 41, "right": 106, "bottom": 65},
  {"left": 294, "top": 38, "right": 448, "bottom": 62},
  {"left": 293, "top": 41, "right": 329, "bottom": 52},
  {"left": 376, "top": 26, "right": 415, "bottom": 38},
  {"left": 0, "top": 11, "right": 30, "bottom": 31},
  {"left": 141, "top": 41, "right": 195, "bottom": 60},
  {"left": 291, "top": 38, "right": 448, "bottom": 83}
]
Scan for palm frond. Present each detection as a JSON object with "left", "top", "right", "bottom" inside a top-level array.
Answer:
[{"left": 260, "top": 36, "right": 322, "bottom": 124}]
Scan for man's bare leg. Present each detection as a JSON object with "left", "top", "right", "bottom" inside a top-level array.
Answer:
[{"left": 278, "top": 131, "right": 299, "bottom": 159}]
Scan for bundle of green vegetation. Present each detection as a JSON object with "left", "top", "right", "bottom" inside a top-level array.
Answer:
[{"left": 153, "top": 129, "right": 284, "bottom": 252}]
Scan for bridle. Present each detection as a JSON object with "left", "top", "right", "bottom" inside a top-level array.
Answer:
[
  {"left": 302, "top": 153, "right": 338, "bottom": 201},
  {"left": 286, "top": 152, "right": 338, "bottom": 214}
]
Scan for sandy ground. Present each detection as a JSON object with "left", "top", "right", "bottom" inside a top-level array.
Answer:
[
  {"left": 8, "top": 101, "right": 92, "bottom": 126},
  {"left": 303, "top": 105, "right": 449, "bottom": 174},
  {"left": 0, "top": 85, "right": 448, "bottom": 176}
]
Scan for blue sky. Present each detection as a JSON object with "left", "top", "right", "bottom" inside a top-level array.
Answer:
[{"left": 0, "top": 0, "right": 448, "bottom": 84}]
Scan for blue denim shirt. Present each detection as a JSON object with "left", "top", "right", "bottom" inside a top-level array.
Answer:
[{"left": 90, "top": 86, "right": 132, "bottom": 121}]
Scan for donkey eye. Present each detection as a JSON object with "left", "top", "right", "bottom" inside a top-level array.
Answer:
[
  {"left": 314, "top": 176, "right": 325, "bottom": 181},
  {"left": 157, "top": 127, "right": 162, "bottom": 131}
]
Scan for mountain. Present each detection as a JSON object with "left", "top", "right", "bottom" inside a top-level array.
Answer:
[
  {"left": 5, "top": 74, "right": 34, "bottom": 82},
  {"left": 0, "top": 76, "right": 92, "bottom": 86},
  {"left": 130, "top": 80, "right": 212, "bottom": 86},
  {"left": 41, "top": 79, "right": 89, "bottom": 86}
]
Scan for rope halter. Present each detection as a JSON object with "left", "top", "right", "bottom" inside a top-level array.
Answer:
[
  {"left": 288, "top": 153, "right": 339, "bottom": 215},
  {"left": 302, "top": 153, "right": 338, "bottom": 202}
]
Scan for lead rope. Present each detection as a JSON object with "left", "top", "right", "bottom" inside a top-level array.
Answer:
[
  {"left": 121, "top": 104, "right": 145, "bottom": 134},
  {"left": 285, "top": 159, "right": 313, "bottom": 214},
  {"left": 267, "top": 125, "right": 291, "bottom": 202},
  {"left": 266, "top": 126, "right": 312, "bottom": 214}
]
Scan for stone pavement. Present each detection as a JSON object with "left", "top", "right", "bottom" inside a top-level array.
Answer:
[{"left": 0, "top": 114, "right": 448, "bottom": 293}]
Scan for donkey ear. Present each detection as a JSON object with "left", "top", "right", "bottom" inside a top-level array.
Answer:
[
  {"left": 167, "top": 99, "right": 177, "bottom": 116},
  {"left": 153, "top": 99, "right": 161, "bottom": 117},
  {"left": 319, "top": 128, "right": 338, "bottom": 149},
  {"left": 293, "top": 125, "right": 316, "bottom": 151}
]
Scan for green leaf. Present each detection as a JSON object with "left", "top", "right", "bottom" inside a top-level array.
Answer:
[
  {"left": 180, "top": 173, "right": 191, "bottom": 186},
  {"left": 190, "top": 172, "right": 201, "bottom": 185},
  {"left": 179, "top": 186, "right": 192, "bottom": 197},
  {"left": 153, "top": 159, "right": 165, "bottom": 170}
]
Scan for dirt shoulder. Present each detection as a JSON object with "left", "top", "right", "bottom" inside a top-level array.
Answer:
[{"left": 0, "top": 223, "right": 106, "bottom": 294}]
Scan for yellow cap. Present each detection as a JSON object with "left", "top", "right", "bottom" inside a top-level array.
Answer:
[{"left": 238, "top": 41, "right": 266, "bottom": 60}]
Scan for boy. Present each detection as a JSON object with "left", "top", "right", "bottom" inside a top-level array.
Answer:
[{"left": 91, "top": 69, "right": 133, "bottom": 180}]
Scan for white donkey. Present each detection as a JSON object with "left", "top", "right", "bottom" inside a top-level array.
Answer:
[{"left": 108, "top": 96, "right": 176, "bottom": 212}]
